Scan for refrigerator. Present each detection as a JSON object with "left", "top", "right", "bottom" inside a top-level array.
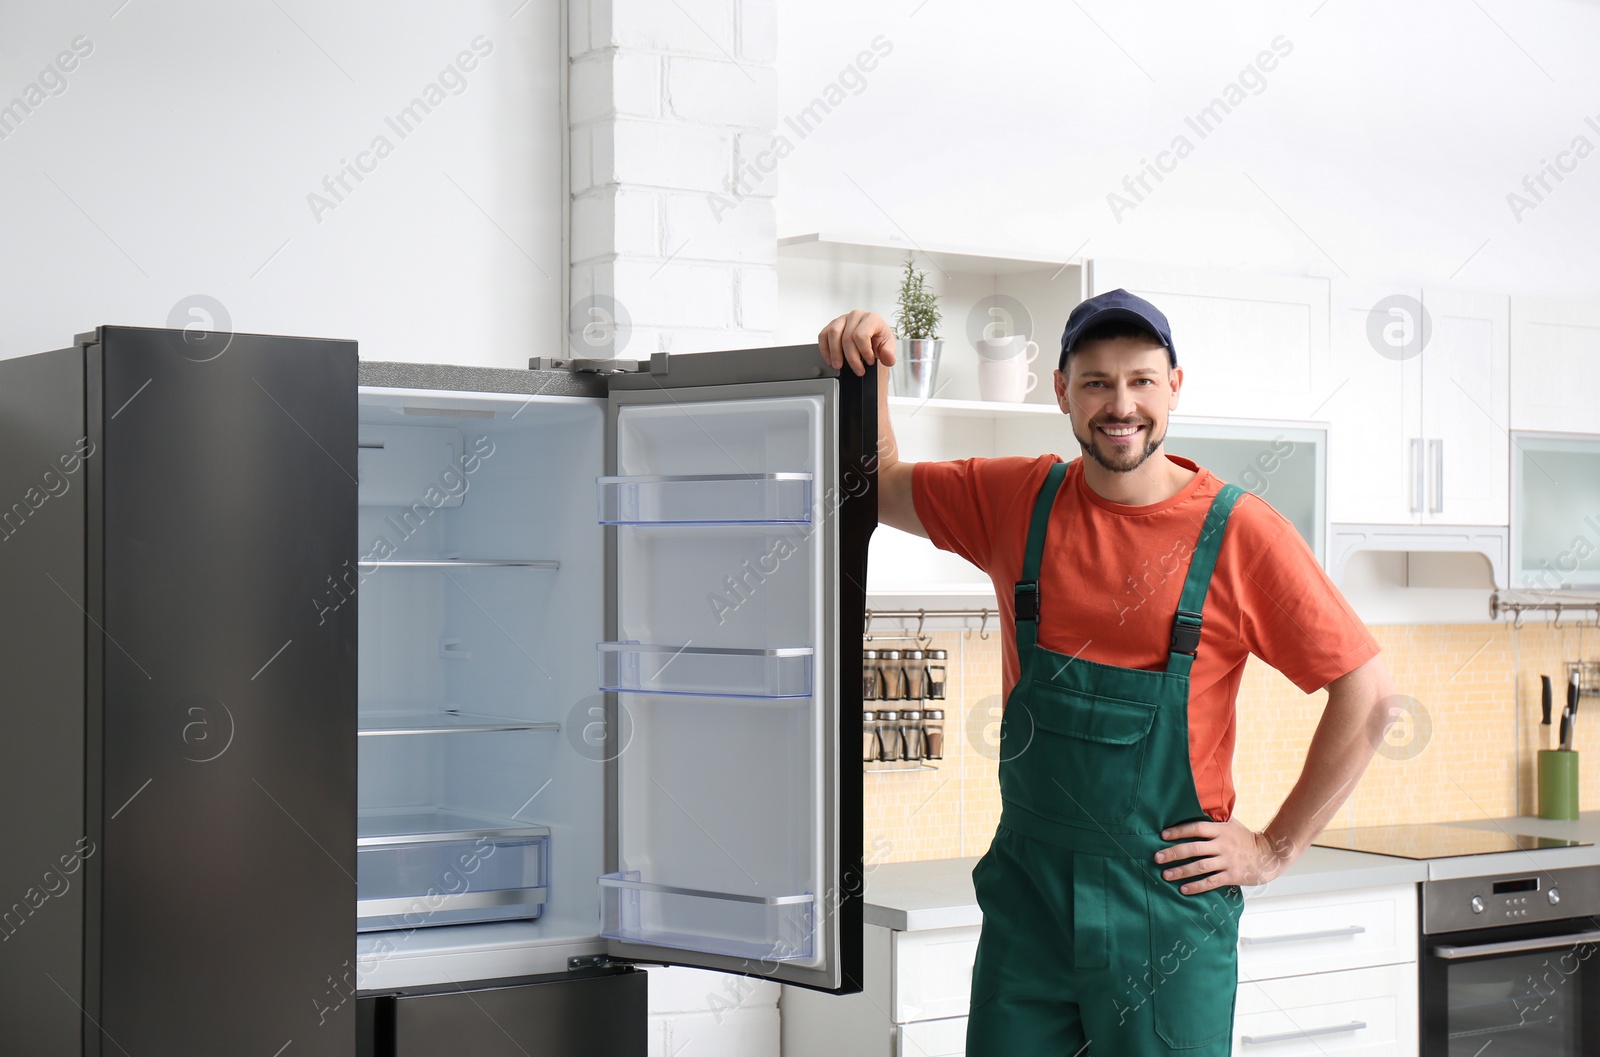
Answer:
[{"left": 0, "top": 326, "right": 874, "bottom": 1056}]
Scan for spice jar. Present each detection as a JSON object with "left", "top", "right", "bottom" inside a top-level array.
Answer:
[
  {"left": 874, "top": 709, "right": 902, "bottom": 764},
  {"left": 923, "top": 708, "right": 945, "bottom": 760},
  {"left": 878, "top": 650, "right": 906, "bottom": 702},
  {"left": 925, "top": 650, "right": 948, "bottom": 701},
  {"left": 903, "top": 650, "right": 926, "bottom": 703},
  {"left": 861, "top": 649, "right": 881, "bottom": 702},
  {"left": 901, "top": 709, "right": 925, "bottom": 762},
  {"left": 862, "top": 710, "right": 878, "bottom": 764}
]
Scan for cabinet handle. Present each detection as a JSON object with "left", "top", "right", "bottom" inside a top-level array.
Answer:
[
  {"left": 1409, "top": 438, "right": 1423, "bottom": 513},
  {"left": 1429, "top": 438, "right": 1444, "bottom": 514},
  {"left": 1240, "top": 924, "right": 1366, "bottom": 945},
  {"left": 1241, "top": 1020, "right": 1367, "bottom": 1046}
]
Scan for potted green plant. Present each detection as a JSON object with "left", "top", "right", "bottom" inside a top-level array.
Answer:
[{"left": 891, "top": 255, "right": 943, "bottom": 399}]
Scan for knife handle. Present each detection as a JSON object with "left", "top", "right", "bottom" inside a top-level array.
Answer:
[{"left": 1543, "top": 675, "right": 1554, "bottom": 725}]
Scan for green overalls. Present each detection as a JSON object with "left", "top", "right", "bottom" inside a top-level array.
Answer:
[{"left": 966, "top": 462, "right": 1248, "bottom": 1056}]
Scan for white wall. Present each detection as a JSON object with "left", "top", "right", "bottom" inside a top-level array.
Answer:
[
  {"left": 0, "top": 0, "right": 563, "bottom": 367},
  {"left": 773, "top": 0, "right": 1600, "bottom": 299}
]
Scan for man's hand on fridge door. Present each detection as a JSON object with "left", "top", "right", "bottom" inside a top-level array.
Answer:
[{"left": 819, "top": 310, "right": 897, "bottom": 376}]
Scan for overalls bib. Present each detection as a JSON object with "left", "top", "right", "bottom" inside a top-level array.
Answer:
[{"left": 966, "top": 462, "right": 1248, "bottom": 1056}]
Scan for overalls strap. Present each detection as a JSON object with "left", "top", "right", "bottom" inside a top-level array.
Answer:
[
  {"left": 1013, "top": 461, "right": 1069, "bottom": 654},
  {"left": 1165, "top": 482, "right": 1247, "bottom": 677}
]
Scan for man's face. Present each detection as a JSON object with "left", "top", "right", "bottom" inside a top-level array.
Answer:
[{"left": 1052, "top": 336, "right": 1182, "bottom": 474}]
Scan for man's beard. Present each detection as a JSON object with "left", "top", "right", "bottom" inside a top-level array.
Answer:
[{"left": 1073, "top": 415, "right": 1165, "bottom": 474}]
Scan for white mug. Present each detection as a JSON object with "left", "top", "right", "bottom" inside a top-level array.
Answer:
[
  {"left": 977, "top": 358, "right": 1038, "bottom": 403},
  {"left": 976, "top": 335, "right": 1040, "bottom": 363}
]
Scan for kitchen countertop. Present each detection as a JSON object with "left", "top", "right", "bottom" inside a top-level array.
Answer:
[
  {"left": 862, "top": 812, "right": 1600, "bottom": 931},
  {"left": 863, "top": 845, "right": 1428, "bottom": 931}
]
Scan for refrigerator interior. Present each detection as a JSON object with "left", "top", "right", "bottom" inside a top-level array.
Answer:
[
  {"left": 604, "top": 395, "right": 826, "bottom": 966},
  {"left": 354, "top": 388, "right": 609, "bottom": 988},
  {"left": 352, "top": 383, "right": 831, "bottom": 987}
]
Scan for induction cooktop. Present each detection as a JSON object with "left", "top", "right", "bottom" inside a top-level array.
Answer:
[{"left": 1312, "top": 823, "right": 1591, "bottom": 860}]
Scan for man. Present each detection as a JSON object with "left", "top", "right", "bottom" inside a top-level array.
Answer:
[{"left": 819, "top": 290, "right": 1396, "bottom": 1056}]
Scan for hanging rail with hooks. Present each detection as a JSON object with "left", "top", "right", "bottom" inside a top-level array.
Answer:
[
  {"left": 864, "top": 607, "right": 1000, "bottom": 643},
  {"left": 1488, "top": 591, "right": 1600, "bottom": 630}
]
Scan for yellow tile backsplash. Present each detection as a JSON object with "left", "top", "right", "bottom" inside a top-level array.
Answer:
[{"left": 862, "top": 623, "right": 1600, "bottom": 864}]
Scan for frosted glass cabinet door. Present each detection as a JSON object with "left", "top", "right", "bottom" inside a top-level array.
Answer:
[
  {"left": 1511, "top": 432, "right": 1600, "bottom": 589},
  {"left": 598, "top": 347, "right": 873, "bottom": 995}
]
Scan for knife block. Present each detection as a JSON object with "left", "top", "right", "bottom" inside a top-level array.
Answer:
[{"left": 1538, "top": 749, "right": 1580, "bottom": 820}]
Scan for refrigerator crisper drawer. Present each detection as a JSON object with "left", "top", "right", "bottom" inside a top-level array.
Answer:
[
  {"left": 598, "top": 472, "right": 813, "bottom": 524},
  {"left": 599, "top": 871, "right": 815, "bottom": 961},
  {"left": 597, "top": 643, "right": 814, "bottom": 698},
  {"left": 356, "top": 813, "right": 550, "bottom": 932}
]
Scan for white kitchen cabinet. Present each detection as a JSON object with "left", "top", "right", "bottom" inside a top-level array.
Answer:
[
  {"left": 781, "top": 884, "right": 1421, "bottom": 1057},
  {"left": 1327, "top": 282, "right": 1509, "bottom": 526},
  {"left": 1234, "top": 963, "right": 1418, "bottom": 1056},
  {"left": 1510, "top": 431, "right": 1600, "bottom": 589},
  {"left": 1237, "top": 883, "right": 1416, "bottom": 979},
  {"left": 1088, "top": 258, "right": 1333, "bottom": 422},
  {"left": 780, "top": 924, "right": 979, "bottom": 1057},
  {"left": 1233, "top": 882, "right": 1419, "bottom": 1057},
  {"left": 1510, "top": 295, "right": 1600, "bottom": 434}
]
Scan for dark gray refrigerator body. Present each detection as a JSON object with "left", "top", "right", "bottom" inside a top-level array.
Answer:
[
  {"left": 0, "top": 326, "right": 358, "bottom": 1056},
  {"left": 1, "top": 331, "right": 871, "bottom": 1056}
]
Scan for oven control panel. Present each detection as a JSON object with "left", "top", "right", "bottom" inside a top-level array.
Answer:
[{"left": 1423, "top": 864, "right": 1600, "bottom": 934}]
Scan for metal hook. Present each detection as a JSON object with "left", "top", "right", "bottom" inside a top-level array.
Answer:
[
  {"left": 915, "top": 609, "right": 928, "bottom": 646},
  {"left": 864, "top": 609, "right": 875, "bottom": 642},
  {"left": 978, "top": 609, "right": 991, "bottom": 640},
  {"left": 1513, "top": 607, "right": 1524, "bottom": 631},
  {"left": 1554, "top": 604, "right": 1564, "bottom": 630}
]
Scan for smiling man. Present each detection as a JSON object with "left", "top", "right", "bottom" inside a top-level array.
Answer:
[{"left": 819, "top": 289, "right": 1397, "bottom": 1056}]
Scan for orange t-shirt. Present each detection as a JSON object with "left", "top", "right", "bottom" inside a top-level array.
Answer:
[{"left": 911, "top": 453, "right": 1380, "bottom": 822}]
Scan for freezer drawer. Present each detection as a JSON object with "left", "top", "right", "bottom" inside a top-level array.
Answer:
[{"left": 362, "top": 968, "right": 648, "bottom": 1057}]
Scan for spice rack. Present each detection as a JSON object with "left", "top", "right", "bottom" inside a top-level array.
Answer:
[{"left": 861, "top": 638, "right": 949, "bottom": 772}]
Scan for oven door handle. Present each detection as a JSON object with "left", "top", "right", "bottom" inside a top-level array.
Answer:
[{"left": 1433, "top": 929, "right": 1600, "bottom": 960}]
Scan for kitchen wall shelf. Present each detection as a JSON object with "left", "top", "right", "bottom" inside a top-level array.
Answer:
[
  {"left": 358, "top": 558, "right": 561, "bottom": 569},
  {"left": 778, "top": 231, "right": 1087, "bottom": 277},
  {"left": 357, "top": 711, "right": 562, "bottom": 737},
  {"left": 597, "top": 642, "right": 814, "bottom": 698},
  {"left": 599, "top": 872, "right": 815, "bottom": 961},
  {"left": 597, "top": 472, "right": 813, "bottom": 525}
]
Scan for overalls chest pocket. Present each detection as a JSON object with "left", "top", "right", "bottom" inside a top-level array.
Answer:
[{"left": 1004, "top": 669, "right": 1159, "bottom": 827}]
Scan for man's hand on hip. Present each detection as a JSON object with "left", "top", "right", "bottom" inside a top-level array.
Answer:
[{"left": 1154, "top": 818, "right": 1292, "bottom": 894}]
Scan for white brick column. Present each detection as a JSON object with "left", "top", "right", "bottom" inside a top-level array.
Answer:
[{"left": 568, "top": 0, "right": 778, "bottom": 359}]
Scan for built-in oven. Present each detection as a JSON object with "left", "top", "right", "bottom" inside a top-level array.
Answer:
[{"left": 1420, "top": 864, "right": 1600, "bottom": 1056}]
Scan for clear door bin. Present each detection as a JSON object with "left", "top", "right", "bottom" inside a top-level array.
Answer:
[
  {"left": 597, "top": 473, "right": 812, "bottom": 524},
  {"left": 599, "top": 872, "right": 814, "bottom": 961},
  {"left": 356, "top": 816, "right": 550, "bottom": 932},
  {"left": 598, "top": 643, "right": 813, "bottom": 698}
]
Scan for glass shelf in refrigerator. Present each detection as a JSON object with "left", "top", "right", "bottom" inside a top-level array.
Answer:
[
  {"left": 597, "top": 473, "right": 813, "bottom": 525},
  {"left": 357, "top": 710, "right": 562, "bottom": 737},
  {"left": 357, "top": 558, "right": 561, "bottom": 569},
  {"left": 357, "top": 809, "right": 550, "bottom": 933},
  {"left": 599, "top": 872, "right": 815, "bottom": 961},
  {"left": 597, "top": 643, "right": 814, "bottom": 698}
]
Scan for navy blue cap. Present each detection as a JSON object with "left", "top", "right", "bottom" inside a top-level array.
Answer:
[{"left": 1058, "top": 288, "right": 1176, "bottom": 372}]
